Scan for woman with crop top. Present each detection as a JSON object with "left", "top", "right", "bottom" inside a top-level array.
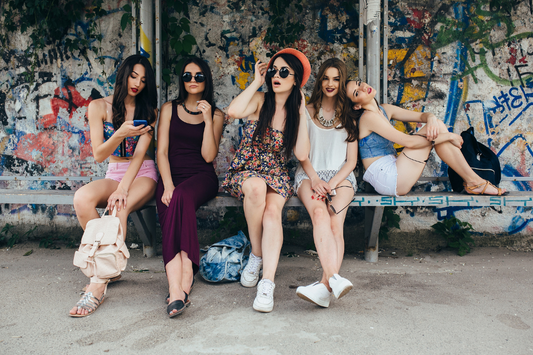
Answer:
[
  {"left": 294, "top": 59, "right": 358, "bottom": 308},
  {"left": 156, "top": 57, "right": 224, "bottom": 318},
  {"left": 346, "top": 80, "right": 506, "bottom": 196},
  {"left": 223, "top": 48, "right": 310, "bottom": 313},
  {"left": 69, "top": 55, "right": 158, "bottom": 317}
]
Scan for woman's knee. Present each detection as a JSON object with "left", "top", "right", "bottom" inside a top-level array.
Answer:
[
  {"left": 311, "top": 206, "right": 329, "bottom": 225},
  {"left": 73, "top": 188, "right": 96, "bottom": 214},
  {"left": 242, "top": 180, "right": 267, "bottom": 204},
  {"left": 262, "top": 203, "right": 282, "bottom": 224}
]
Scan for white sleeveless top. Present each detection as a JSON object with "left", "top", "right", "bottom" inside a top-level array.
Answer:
[{"left": 294, "top": 109, "right": 357, "bottom": 193}]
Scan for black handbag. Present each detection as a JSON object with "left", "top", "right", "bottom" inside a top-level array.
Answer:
[{"left": 448, "top": 127, "right": 501, "bottom": 192}]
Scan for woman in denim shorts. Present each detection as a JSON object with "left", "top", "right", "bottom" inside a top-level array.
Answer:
[
  {"left": 346, "top": 79, "right": 506, "bottom": 197},
  {"left": 70, "top": 55, "right": 158, "bottom": 317}
]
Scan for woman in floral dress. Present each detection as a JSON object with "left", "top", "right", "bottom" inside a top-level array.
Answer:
[{"left": 223, "top": 48, "right": 311, "bottom": 313}]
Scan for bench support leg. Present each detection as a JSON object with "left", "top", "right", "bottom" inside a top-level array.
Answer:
[
  {"left": 365, "top": 206, "right": 384, "bottom": 263},
  {"left": 131, "top": 206, "right": 157, "bottom": 258}
]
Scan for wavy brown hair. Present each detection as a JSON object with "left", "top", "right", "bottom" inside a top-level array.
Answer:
[{"left": 308, "top": 58, "right": 356, "bottom": 142}]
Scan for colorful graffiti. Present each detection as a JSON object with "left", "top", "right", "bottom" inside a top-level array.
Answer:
[{"left": 2, "top": 0, "right": 533, "bottom": 242}]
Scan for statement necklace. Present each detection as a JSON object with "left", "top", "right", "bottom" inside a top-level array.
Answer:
[
  {"left": 182, "top": 102, "right": 202, "bottom": 115},
  {"left": 317, "top": 107, "right": 336, "bottom": 127}
]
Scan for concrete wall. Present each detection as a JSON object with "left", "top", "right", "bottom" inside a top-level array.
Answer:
[{"left": 1, "top": 0, "right": 533, "bottom": 251}]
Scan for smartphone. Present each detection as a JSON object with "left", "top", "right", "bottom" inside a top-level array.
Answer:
[{"left": 133, "top": 120, "right": 148, "bottom": 127}]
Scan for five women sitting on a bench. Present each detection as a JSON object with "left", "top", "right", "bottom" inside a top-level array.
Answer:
[{"left": 69, "top": 52, "right": 506, "bottom": 318}]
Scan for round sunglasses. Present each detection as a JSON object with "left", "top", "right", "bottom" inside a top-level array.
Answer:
[
  {"left": 266, "top": 67, "right": 294, "bottom": 79},
  {"left": 182, "top": 72, "right": 206, "bottom": 83}
]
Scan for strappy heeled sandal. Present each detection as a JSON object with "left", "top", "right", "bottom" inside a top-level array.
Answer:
[
  {"left": 70, "top": 282, "right": 108, "bottom": 318},
  {"left": 464, "top": 180, "right": 508, "bottom": 196},
  {"left": 167, "top": 292, "right": 190, "bottom": 318}
]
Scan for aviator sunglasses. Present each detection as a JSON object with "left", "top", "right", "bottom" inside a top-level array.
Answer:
[
  {"left": 266, "top": 67, "right": 294, "bottom": 79},
  {"left": 182, "top": 72, "right": 206, "bottom": 83}
]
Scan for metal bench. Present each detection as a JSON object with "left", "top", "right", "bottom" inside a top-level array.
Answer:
[
  {"left": 2, "top": 176, "right": 532, "bottom": 262},
  {"left": 204, "top": 184, "right": 533, "bottom": 262},
  {"left": 0, "top": 176, "right": 157, "bottom": 257}
]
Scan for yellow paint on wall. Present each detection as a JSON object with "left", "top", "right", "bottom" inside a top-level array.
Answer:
[
  {"left": 140, "top": 27, "right": 152, "bottom": 64},
  {"left": 235, "top": 72, "right": 251, "bottom": 90},
  {"left": 388, "top": 45, "right": 431, "bottom": 78}
]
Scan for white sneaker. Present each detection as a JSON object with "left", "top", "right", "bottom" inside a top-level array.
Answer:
[
  {"left": 253, "top": 279, "right": 275, "bottom": 312},
  {"left": 328, "top": 274, "right": 353, "bottom": 299},
  {"left": 240, "top": 253, "right": 262, "bottom": 287},
  {"left": 296, "top": 281, "right": 331, "bottom": 308}
]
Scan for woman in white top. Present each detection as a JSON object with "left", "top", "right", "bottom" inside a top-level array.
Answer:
[{"left": 294, "top": 58, "right": 358, "bottom": 307}]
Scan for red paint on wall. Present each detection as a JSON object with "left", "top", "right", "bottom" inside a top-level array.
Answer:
[{"left": 40, "top": 85, "right": 92, "bottom": 128}]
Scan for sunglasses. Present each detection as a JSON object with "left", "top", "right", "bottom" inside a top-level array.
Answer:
[
  {"left": 326, "top": 185, "right": 354, "bottom": 215},
  {"left": 182, "top": 72, "right": 206, "bottom": 83},
  {"left": 266, "top": 67, "right": 294, "bottom": 79}
]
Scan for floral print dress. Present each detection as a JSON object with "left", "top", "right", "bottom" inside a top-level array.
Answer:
[{"left": 222, "top": 120, "right": 292, "bottom": 200}]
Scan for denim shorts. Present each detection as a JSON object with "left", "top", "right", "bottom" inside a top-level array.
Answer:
[
  {"left": 363, "top": 155, "right": 398, "bottom": 196},
  {"left": 105, "top": 160, "right": 158, "bottom": 183}
]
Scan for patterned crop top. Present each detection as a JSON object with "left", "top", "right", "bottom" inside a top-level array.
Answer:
[
  {"left": 358, "top": 106, "right": 397, "bottom": 160},
  {"left": 103, "top": 121, "right": 140, "bottom": 157}
]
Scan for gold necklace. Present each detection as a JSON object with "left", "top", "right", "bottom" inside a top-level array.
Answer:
[{"left": 317, "top": 107, "right": 336, "bottom": 127}]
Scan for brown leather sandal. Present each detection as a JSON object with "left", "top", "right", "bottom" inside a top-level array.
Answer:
[{"left": 463, "top": 180, "right": 507, "bottom": 196}]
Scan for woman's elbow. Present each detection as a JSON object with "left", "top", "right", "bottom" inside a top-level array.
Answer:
[
  {"left": 227, "top": 106, "right": 238, "bottom": 119},
  {"left": 93, "top": 152, "right": 106, "bottom": 163},
  {"left": 294, "top": 150, "right": 309, "bottom": 162},
  {"left": 202, "top": 152, "right": 217, "bottom": 163}
]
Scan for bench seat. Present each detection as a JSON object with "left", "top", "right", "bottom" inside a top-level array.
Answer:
[{"left": 3, "top": 188, "right": 533, "bottom": 261}]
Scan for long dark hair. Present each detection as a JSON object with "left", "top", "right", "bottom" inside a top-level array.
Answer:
[
  {"left": 346, "top": 80, "right": 382, "bottom": 140},
  {"left": 253, "top": 53, "right": 303, "bottom": 159},
  {"left": 112, "top": 54, "right": 157, "bottom": 129},
  {"left": 176, "top": 56, "right": 217, "bottom": 118},
  {"left": 308, "top": 58, "right": 356, "bottom": 142}
]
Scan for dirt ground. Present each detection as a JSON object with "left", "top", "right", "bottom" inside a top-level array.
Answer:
[{"left": 1, "top": 241, "right": 532, "bottom": 354}]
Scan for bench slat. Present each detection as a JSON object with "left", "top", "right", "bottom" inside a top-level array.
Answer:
[{"left": 2, "top": 190, "right": 533, "bottom": 207}]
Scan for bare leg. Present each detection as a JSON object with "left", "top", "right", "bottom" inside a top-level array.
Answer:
[
  {"left": 298, "top": 180, "right": 338, "bottom": 286},
  {"left": 241, "top": 177, "right": 268, "bottom": 257},
  {"left": 166, "top": 252, "right": 186, "bottom": 316},
  {"left": 260, "top": 187, "right": 287, "bottom": 282},
  {"left": 396, "top": 121, "right": 503, "bottom": 195},
  {"left": 328, "top": 180, "right": 353, "bottom": 272},
  {"left": 180, "top": 252, "right": 194, "bottom": 295},
  {"left": 70, "top": 177, "right": 156, "bottom": 316},
  {"left": 73, "top": 179, "right": 120, "bottom": 228}
]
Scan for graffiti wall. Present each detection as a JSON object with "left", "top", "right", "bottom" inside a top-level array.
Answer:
[{"left": 1, "top": 0, "right": 533, "bottom": 249}]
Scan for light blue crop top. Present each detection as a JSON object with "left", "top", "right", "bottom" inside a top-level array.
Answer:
[
  {"left": 359, "top": 106, "right": 397, "bottom": 159},
  {"left": 103, "top": 121, "right": 140, "bottom": 157}
]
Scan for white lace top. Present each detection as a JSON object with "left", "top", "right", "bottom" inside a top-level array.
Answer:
[{"left": 294, "top": 109, "right": 357, "bottom": 193}]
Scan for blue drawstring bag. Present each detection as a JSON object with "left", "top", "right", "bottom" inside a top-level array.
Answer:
[{"left": 199, "top": 231, "right": 250, "bottom": 282}]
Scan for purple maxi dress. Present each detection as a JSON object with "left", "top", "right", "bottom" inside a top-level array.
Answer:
[{"left": 155, "top": 100, "right": 219, "bottom": 273}]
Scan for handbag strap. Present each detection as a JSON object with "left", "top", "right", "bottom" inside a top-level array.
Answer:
[{"left": 102, "top": 206, "right": 118, "bottom": 218}]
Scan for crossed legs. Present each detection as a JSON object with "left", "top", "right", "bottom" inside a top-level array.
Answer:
[{"left": 396, "top": 120, "right": 504, "bottom": 196}]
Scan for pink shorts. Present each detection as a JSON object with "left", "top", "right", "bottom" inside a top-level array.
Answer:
[{"left": 105, "top": 160, "right": 158, "bottom": 183}]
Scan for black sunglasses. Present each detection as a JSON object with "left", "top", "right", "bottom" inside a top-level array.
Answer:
[
  {"left": 266, "top": 67, "right": 294, "bottom": 79},
  {"left": 182, "top": 72, "right": 206, "bottom": 83},
  {"left": 326, "top": 185, "right": 354, "bottom": 215}
]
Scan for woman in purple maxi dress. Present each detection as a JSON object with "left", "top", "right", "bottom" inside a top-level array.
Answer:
[{"left": 156, "top": 57, "right": 224, "bottom": 317}]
